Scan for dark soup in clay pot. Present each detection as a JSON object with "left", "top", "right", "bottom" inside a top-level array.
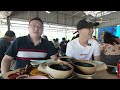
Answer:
[
  {"left": 50, "top": 64, "right": 71, "bottom": 71},
  {"left": 74, "top": 62, "right": 94, "bottom": 67},
  {"left": 60, "top": 58, "right": 71, "bottom": 62}
]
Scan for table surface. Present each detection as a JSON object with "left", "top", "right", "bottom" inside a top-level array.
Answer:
[
  {"left": 93, "top": 70, "right": 118, "bottom": 79},
  {"left": 1, "top": 60, "right": 119, "bottom": 79},
  {"left": 1, "top": 67, "right": 119, "bottom": 79}
]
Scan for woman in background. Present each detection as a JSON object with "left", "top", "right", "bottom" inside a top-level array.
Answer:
[{"left": 100, "top": 32, "right": 120, "bottom": 66}]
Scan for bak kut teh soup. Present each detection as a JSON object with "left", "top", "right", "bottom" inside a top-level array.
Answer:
[
  {"left": 50, "top": 64, "right": 71, "bottom": 71},
  {"left": 73, "top": 61, "right": 96, "bottom": 75},
  {"left": 59, "top": 57, "right": 76, "bottom": 63},
  {"left": 60, "top": 58, "right": 71, "bottom": 62},
  {"left": 74, "top": 62, "right": 94, "bottom": 67}
]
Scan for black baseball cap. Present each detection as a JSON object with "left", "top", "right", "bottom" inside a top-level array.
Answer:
[{"left": 77, "top": 18, "right": 93, "bottom": 30}]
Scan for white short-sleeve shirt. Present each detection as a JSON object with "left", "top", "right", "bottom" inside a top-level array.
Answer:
[{"left": 66, "top": 38, "right": 101, "bottom": 60}]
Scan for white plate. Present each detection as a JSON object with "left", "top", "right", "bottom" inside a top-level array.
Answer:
[{"left": 30, "top": 59, "right": 55, "bottom": 66}]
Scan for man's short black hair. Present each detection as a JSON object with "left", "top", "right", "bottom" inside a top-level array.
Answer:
[
  {"left": 29, "top": 17, "right": 43, "bottom": 25},
  {"left": 5, "top": 30, "right": 15, "bottom": 37}
]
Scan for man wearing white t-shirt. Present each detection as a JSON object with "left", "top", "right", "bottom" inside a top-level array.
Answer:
[{"left": 66, "top": 18, "right": 101, "bottom": 61}]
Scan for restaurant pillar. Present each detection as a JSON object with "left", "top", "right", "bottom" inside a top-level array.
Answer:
[{"left": 7, "top": 16, "right": 11, "bottom": 31}]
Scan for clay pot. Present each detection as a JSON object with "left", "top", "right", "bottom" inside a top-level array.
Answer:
[
  {"left": 72, "top": 60, "right": 96, "bottom": 75},
  {"left": 58, "top": 56, "right": 77, "bottom": 64},
  {"left": 38, "top": 62, "right": 73, "bottom": 79}
]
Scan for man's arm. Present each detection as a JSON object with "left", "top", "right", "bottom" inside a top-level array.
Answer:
[
  {"left": 50, "top": 54, "right": 58, "bottom": 61},
  {"left": 1, "top": 55, "right": 14, "bottom": 74}
]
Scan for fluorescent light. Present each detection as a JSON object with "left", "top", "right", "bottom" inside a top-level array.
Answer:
[{"left": 45, "top": 11, "right": 50, "bottom": 14}]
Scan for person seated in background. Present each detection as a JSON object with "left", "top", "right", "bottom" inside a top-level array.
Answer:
[
  {"left": 42, "top": 35, "right": 57, "bottom": 55},
  {"left": 100, "top": 32, "right": 120, "bottom": 66},
  {"left": 0, "top": 30, "right": 16, "bottom": 70},
  {"left": 66, "top": 18, "right": 101, "bottom": 61},
  {"left": 53, "top": 38, "right": 61, "bottom": 56},
  {"left": 100, "top": 31, "right": 106, "bottom": 44},
  {"left": 60, "top": 37, "right": 68, "bottom": 56},
  {"left": 42, "top": 35, "right": 55, "bottom": 47},
  {"left": 1, "top": 17, "right": 57, "bottom": 74}
]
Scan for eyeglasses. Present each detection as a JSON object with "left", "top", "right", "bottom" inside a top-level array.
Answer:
[{"left": 29, "top": 24, "right": 43, "bottom": 29}]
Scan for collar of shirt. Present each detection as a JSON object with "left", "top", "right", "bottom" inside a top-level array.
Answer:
[{"left": 27, "top": 34, "right": 42, "bottom": 45}]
